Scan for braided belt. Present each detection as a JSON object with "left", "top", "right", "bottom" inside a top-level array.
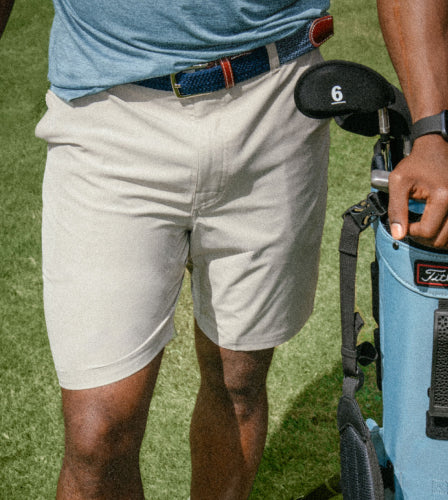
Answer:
[{"left": 134, "top": 15, "right": 333, "bottom": 98}]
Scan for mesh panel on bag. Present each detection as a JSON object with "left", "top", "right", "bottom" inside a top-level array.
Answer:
[
  {"left": 433, "top": 312, "right": 448, "bottom": 409},
  {"left": 338, "top": 396, "right": 384, "bottom": 500},
  {"left": 427, "top": 306, "right": 448, "bottom": 439},
  {"left": 340, "top": 425, "right": 383, "bottom": 500}
]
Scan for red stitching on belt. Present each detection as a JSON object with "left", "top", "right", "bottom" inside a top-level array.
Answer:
[{"left": 219, "top": 57, "right": 235, "bottom": 89}]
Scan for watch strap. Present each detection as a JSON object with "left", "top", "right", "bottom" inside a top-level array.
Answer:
[{"left": 411, "top": 111, "right": 448, "bottom": 142}]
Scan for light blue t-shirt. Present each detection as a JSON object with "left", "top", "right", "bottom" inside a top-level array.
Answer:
[{"left": 49, "top": 0, "right": 330, "bottom": 101}]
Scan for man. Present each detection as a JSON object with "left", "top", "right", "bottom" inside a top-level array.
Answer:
[{"left": 1, "top": 1, "right": 448, "bottom": 499}]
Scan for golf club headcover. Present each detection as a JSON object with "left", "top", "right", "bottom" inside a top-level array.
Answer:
[
  {"left": 294, "top": 60, "right": 395, "bottom": 119},
  {"left": 335, "top": 85, "right": 412, "bottom": 137}
]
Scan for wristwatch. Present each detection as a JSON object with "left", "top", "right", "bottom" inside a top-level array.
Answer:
[{"left": 411, "top": 110, "right": 448, "bottom": 142}]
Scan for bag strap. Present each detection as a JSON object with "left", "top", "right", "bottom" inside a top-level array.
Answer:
[
  {"left": 339, "top": 192, "right": 387, "bottom": 389},
  {"left": 337, "top": 192, "right": 389, "bottom": 500}
]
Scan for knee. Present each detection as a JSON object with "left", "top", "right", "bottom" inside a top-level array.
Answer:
[
  {"left": 226, "top": 380, "right": 268, "bottom": 421},
  {"left": 195, "top": 325, "right": 273, "bottom": 422},
  {"left": 204, "top": 372, "right": 268, "bottom": 422},
  {"left": 65, "top": 412, "right": 141, "bottom": 468}
]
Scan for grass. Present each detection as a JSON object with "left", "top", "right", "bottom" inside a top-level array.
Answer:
[{"left": 0, "top": 0, "right": 396, "bottom": 498}]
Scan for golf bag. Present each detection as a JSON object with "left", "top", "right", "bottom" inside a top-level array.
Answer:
[{"left": 295, "top": 61, "right": 448, "bottom": 499}]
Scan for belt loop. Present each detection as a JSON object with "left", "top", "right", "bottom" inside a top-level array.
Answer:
[{"left": 266, "top": 42, "right": 280, "bottom": 71}]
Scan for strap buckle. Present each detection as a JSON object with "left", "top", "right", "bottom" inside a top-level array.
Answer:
[{"left": 344, "top": 192, "right": 387, "bottom": 231}]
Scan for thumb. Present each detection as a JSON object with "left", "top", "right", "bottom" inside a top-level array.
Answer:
[
  {"left": 388, "top": 170, "right": 410, "bottom": 240},
  {"left": 390, "top": 221, "right": 406, "bottom": 240}
]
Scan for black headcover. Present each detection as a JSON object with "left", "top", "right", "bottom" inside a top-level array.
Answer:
[
  {"left": 334, "top": 85, "right": 412, "bottom": 137},
  {"left": 294, "top": 60, "right": 396, "bottom": 119}
]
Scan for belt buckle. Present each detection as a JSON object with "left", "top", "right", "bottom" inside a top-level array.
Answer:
[{"left": 170, "top": 62, "right": 213, "bottom": 99}]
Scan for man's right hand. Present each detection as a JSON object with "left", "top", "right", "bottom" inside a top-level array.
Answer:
[{"left": 388, "top": 134, "right": 448, "bottom": 248}]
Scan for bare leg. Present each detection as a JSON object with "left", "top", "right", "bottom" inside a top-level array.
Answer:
[
  {"left": 190, "top": 322, "right": 274, "bottom": 500},
  {"left": 56, "top": 350, "right": 163, "bottom": 500}
]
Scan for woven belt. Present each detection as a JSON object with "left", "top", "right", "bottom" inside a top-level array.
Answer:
[{"left": 135, "top": 15, "right": 333, "bottom": 98}]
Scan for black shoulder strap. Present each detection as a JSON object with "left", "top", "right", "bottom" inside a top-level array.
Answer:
[
  {"left": 339, "top": 192, "right": 387, "bottom": 385},
  {"left": 338, "top": 192, "right": 389, "bottom": 500}
]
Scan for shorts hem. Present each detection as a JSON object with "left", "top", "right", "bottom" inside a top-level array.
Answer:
[
  {"left": 195, "top": 314, "right": 310, "bottom": 352},
  {"left": 55, "top": 332, "right": 173, "bottom": 391}
]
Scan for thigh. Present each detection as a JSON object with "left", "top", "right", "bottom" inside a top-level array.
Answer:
[{"left": 61, "top": 351, "right": 163, "bottom": 456}]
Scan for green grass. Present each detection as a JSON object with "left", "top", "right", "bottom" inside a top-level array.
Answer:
[{"left": 1, "top": 0, "right": 395, "bottom": 498}]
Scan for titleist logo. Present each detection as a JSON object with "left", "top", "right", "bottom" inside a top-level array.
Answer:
[{"left": 415, "top": 261, "right": 448, "bottom": 287}]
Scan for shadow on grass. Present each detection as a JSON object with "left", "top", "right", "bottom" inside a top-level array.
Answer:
[{"left": 251, "top": 361, "right": 382, "bottom": 500}]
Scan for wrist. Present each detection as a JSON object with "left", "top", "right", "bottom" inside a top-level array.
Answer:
[{"left": 411, "top": 133, "right": 448, "bottom": 160}]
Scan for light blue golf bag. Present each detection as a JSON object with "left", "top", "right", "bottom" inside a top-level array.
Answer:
[
  {"left": 372, "top": 215, "right": 448, "bottom": 498},
  {"left": 294, "top": 60, "right": 448, "bottom": 499},
  {"left": 339, "top": 192, "right": 448, "bottom": 500}
]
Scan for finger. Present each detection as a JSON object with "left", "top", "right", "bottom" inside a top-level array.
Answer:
[
  {"left": 410, "top": 210, "right": 448, "bottom": 248},
  {"left": 409, "top": 197, "right": 447, "bottom": 243},
  {"left": 433, "top": 219, "right": 448, "bottom": 248}
]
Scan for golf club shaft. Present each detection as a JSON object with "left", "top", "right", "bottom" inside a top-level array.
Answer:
[{"left": 378, "top": 107, "right": 393, "bottom": 171}]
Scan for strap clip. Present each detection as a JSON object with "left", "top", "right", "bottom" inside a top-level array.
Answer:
[{"left": 343, "top": 192, "right": 387, "bottom": 231}]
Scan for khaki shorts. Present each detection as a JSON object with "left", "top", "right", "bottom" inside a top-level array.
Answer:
[{"left": 36, "top": 49, "right": 329, "bottom": 389}]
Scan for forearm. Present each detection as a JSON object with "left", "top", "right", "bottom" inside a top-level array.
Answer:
[
  {"left": 0, "top": 0, "right": 14, "bottom": 38},
  {"left": 377, "top": 0, "right": 448, "bottom": 122}
]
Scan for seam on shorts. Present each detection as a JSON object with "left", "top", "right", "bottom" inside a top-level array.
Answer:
[{"left": 189, "top": 98, "right": 229, "bottom": 214}]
